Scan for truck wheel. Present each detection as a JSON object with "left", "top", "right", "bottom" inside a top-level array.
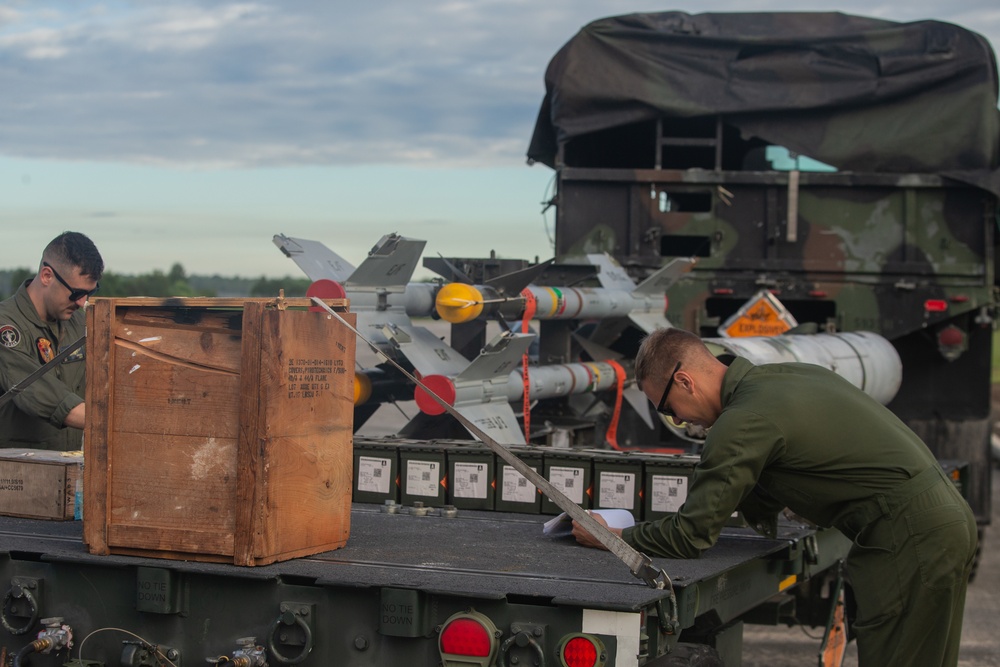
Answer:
[{"left": 645, "top": 643, "right": 724, "bottom": 667}]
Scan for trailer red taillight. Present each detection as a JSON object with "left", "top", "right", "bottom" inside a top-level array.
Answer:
[
  {"left": 924, "top": 299, "right": 948, "bottom": 312},
  {"left": 559, "top": 633, "right": 605, "bottom": 667},
  {"left": 439, "top": 611, "right": 498, "bottom": 666}
]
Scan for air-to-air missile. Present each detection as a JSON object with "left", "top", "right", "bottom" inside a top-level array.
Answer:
[
  {"left": 274, "top": 233, "right": 547, "bottom": 441},
  {"left": 434, "top": 254, "right": 696, "bottom": 334},
  {"left": 276, "top": 232, "right": 905, "bottom": 450},
  {"left": 274, "top": 232, "right": 436, "bottom": 329}
]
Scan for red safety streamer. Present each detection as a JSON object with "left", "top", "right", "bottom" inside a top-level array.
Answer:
[
  {"left": 520, "top": 289, "right": 537, "bottom": 443},
  {"left": 605, "top": 360, "right": 626, "bottom": 450}
]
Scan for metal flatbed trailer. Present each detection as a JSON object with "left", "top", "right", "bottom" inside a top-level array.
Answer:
[{"left": 0, "top": 506, "right": 849, "bottom": 667}]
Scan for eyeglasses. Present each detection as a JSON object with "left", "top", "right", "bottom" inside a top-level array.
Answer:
[
  {"left": 44, "top": 262, "right": 100, "bottom": 302},
  {"left": 655, "top": 361, "right": 682, "bottom": 418}
]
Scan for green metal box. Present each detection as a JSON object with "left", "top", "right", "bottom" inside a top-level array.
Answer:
[
  {"left": 353, "top": 439, "right": 400, "bottom": 505},
  {"left": 399, "top": 442, "right": 448, "bottom": 508},
  {"left": 588, "top": 450, "right": 643, "bottom": 520},
  {"left": 494, "top": 447, "right": 544, "bottom": 514},
  {"left": 642, "top": 453, "right": 699, "bottom": 521},
  {"left": 447, "top": 444, "right": 496, "bottom": 510},
  {"left": 541, "top": 449, "right": 593, "bottom": 515}
]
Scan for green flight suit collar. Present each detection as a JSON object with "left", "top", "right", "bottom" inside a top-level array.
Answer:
[
  {"left": 719, "top": 356, "right": 755, "bottom": 408},
  {"left": 10, "top": 280, "right": 63, "bottom": 341}
]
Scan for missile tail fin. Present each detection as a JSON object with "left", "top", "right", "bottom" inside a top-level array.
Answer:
[
  {"left": 485, "top": 258, "right": 555, "bottom": 295},
  {"left": 632, "top": 257, "right": 697, "bottom": 296},
  {"left": 455, "top": 331, "right": 535, "bottom": 383},
  {"left": 272, "top": 234, "right": 356, "bottom": 282},
  {"left": 347, "top": 234, "right": 427, "bottom": 288}
]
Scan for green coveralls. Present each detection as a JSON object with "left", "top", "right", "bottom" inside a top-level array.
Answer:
[
  {"left": 0, "top": 281, "right": 86, "bottom": 451},
  {"left": 623, "top": 358, "right": 977, "bottom": 667}
]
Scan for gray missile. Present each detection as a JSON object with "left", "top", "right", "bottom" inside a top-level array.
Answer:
[{"left": 435, "top": 254, "right": 696, "bottom": 334}]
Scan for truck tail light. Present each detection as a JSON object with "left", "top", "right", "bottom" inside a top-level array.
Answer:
[
  {"left": 439, "top": 611, "right": 498, "bottom": 666},
  {"left": 924, "top": 299, "right": 948, "bottom": 312},
  {"left": 559, "top": 633, "right": 606, "bottom": 667}
]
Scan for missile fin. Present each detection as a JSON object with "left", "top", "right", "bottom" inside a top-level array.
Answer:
[
  {"left": 272, "top": 234, "right": 356, "bottom": 282},
  {"left": 451, "top": 402, "right": 527, "bottom": 446},
  {"left": 378, "top": 323, "right": 469, "bottom": 378},
  {"left": 632, "top": 257, "right": 697, "bottom": 296},
  {"left": 346, "top": 234, "right": 427, "bottom": 289},
  {"left": 627, "top": 312, "right": 673, "bottom": 335},
  {"left": 484, "top": 258, "right": 555, "bottom": 295},
  {"left": 455, "top": 331, "right": 535, "bottom": 383},
  {"left": 572, "top": 332, "right": 624, "bottom": 362},
  {"left": 586, "top": 253, "right": 636, "bottom": 291},
  {"left": 623, "top": 385, "right": 656, "bottom": 429}
]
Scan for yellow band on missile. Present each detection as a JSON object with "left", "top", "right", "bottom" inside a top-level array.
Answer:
[
  {"left": 436, "top": 283, "right": 485, "bottom": 323},
  {"left": 354, "top": 372, "right": 373, "bottom": 405}
]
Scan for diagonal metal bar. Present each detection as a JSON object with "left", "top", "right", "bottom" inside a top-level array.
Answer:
[{"left": 0, "top": 335, "right": 86, "bottom": 409}]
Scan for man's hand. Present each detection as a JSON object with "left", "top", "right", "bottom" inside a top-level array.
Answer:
[{"left": 571, "top": 512, "right": 623, "bottom": 550}]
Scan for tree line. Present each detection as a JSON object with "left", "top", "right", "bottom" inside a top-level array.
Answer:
[{"left": 0, "top": 264, "right": 312, "bottom": 301}]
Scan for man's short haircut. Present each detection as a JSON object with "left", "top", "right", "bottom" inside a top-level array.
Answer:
[
  {"left": 42, "top": 232, "right": 104, "bottom": 280},
  {"left": 634, "top": 327, "right": 707, "bottom": 390}
]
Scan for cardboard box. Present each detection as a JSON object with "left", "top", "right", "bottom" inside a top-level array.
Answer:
[
  {"left": 0, "top": 449, "right": 82, "bottom": 520},
  {"left": 83, "top": 297, "right": 356, "bottom": 566}
]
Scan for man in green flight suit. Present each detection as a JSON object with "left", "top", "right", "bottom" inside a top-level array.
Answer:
[
  {"left": 0, "top": 232, "right": 104, "bottom": 451},
  {"left": 573, "top": 327, "right": 977, "bottom": 667}
]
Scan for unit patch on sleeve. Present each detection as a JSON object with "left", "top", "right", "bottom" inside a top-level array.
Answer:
[{"left": 0, "top": 324, "right": 21, "bottom": 349}]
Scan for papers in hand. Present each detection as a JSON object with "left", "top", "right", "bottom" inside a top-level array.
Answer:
[{"left": 542, "top": 509, "right": 635, "bottom": 537}]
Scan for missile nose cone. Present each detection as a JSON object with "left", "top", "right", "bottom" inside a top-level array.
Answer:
[
  {"left": 435, "top": 283, "right": 485, "bottom": 323},
  {"left": 354, "top": 372, "right": 373, "bottom": 405},
  {"left": 414, "top": 375, "right": 457, "bottom": 415}
]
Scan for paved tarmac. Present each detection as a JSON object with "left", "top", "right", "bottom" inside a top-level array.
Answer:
[{"left": 742, "top": 464, "right": 1000, "bottom": 667}]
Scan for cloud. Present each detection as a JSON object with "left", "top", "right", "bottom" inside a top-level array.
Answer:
[{"left": 0, "top": 1, "right": 997, "bottom": 170}]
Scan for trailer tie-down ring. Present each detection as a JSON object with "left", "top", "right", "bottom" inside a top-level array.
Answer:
[
  {"left": 267, "top": 611, "right": 313, "bottom": 665},
  {"left": 0, "top": 585, "right": 39, "bottom": 636}
]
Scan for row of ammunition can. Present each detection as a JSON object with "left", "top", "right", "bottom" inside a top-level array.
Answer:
[{"left": 353, "top": 436, "right": 720, "bottom": 522}]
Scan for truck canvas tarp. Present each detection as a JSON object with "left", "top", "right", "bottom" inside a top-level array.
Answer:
[{"left": 527, "top": 11, "right": 1000, "bottom": 196}]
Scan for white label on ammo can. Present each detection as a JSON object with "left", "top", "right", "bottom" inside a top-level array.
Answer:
[
  {"left": 599, "top": 471, "right": 634, "bottom": 510},
  {"left": 357, "top": 456, "right": 392, "bottom": 494},
  {"left": 502, "top": 465, "right": 537, "bottom": 503},
  {"left": 651, "top": 475, "right": 688, "bottom": 513},
  {"left": 548, "top": 466, "right": 584, "bottom": 504},
  {"left": 453, "top": 462, "right": 488, "bottom": 499},
  {"left": 406, "top": 460, "right": 439, "bottom": 497}
]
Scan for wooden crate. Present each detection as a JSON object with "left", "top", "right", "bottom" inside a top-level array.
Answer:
[
  {"left": 83, "top": 297, "right": 356, "bottom": 565},
  {"left": 0, "top": 449, "right": 82, "bottom": 520}
]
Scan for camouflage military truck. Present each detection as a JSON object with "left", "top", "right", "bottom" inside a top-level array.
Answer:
[{"left": 528, "top": 12, "right": 999, "bottom": 537}]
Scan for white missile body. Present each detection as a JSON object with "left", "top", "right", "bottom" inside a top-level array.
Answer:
[{"left": 705, "top": 331, "right": 903, "bottom": 405}]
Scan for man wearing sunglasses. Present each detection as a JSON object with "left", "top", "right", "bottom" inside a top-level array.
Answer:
[
  {"left": 572, "top": 327, "right": 976, "bottom": 667},
  {"left": 0, "top": 232, "right": 104, "bottom": 451}
]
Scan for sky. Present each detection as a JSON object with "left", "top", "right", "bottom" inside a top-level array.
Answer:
[{"left": 2, "top": 1, "right": 999, "bottom": 281}]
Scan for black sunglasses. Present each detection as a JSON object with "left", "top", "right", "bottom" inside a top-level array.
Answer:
[
  {"left": 44, "top": 262, "right": 100, "bottom": 302},
  {"left": 655, "top": 361, "right": 682, "bottom": 418}
]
